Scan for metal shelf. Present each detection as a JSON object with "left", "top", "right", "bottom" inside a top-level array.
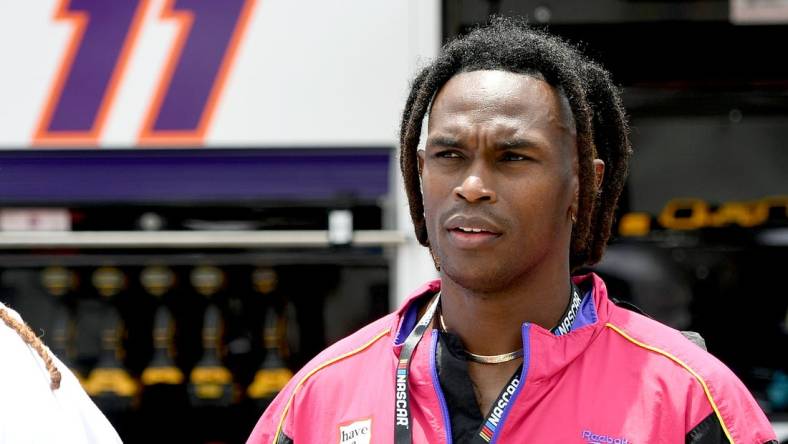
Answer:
[{"left": 0, "top": 230, "right": 406, "bottom": 249}]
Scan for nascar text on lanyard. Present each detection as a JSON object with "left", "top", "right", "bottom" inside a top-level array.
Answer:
[{"left": 393, "top": 284, "right": 582, "bottom": 444}]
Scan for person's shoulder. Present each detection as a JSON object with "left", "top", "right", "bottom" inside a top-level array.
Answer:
[
  {"left": 0, "top": 302, "right": 122, "bottom": 443},
  {"left": 606, "top": 303, "right": 719, "bottom": 370},
  {"left": 50, "top": 356, "right": 124, "bottom": 443},
  {"left": 247, "top": 281, "right": 441, "bottom": 444},
  {"left": 301, "top": 312, "right": 396, "bottom": 376},
  {"left": 606, "top": 304, "right": 776, "bottom": 443},
  {"left": 246, "top": 311, "right": 400, "bottom": 444},
  {"left": 0, "top": 303, "right": 51, "bottom": 385},
  {"left": 270, "top": 310, "right": 400, "bottom": 408},
  {"left": 607, "top": 303, "right": 748, "bottom": 384},
  {"left": 292, "top": 280, "right": 440, "bottom": 383}
]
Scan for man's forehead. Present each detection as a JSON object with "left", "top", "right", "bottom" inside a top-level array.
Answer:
[{"left": 428, "top": 70, "right": 576, "bottom": 135}]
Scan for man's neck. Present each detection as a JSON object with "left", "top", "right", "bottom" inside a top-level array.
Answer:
[{"left": 438, "top": 260, "right": 571, "bottom": 356}]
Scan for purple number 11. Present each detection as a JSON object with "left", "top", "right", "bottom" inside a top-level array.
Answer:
[{"left": 34, "top": 0, "right": 256, "bottom": 146}]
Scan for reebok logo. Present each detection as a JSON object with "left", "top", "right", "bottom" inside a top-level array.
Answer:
[
  {"left": 339, "top": 418, "right": 371, "bottom": 444},
  {"left": 582, "top": 429, "right": 630, "bottom": 444}
]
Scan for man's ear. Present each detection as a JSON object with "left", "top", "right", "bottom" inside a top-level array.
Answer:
[
  {"left": 417, "top": 150, "right": 425, "bottom": 175},
  {"left": 593, "top": 159, "right": 605, "bottom": 191},
  {"left": 569, "top": 173, "right": 579, "bottom": 223}
]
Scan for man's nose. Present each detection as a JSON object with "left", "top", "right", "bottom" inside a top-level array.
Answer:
[{"left": 453, "top": 173, "right": 497, "bottom": 203}]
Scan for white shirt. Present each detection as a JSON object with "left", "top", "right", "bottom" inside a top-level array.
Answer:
[{"left": 0, "top": 302, "right": 122, "bottom": 443}]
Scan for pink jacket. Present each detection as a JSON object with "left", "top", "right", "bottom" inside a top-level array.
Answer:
[{"left": 248, "top": 273, "right": 777, "bottom": 443}]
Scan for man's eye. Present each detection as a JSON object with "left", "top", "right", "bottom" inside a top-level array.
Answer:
[
  {"left": 435, "top": 151, "right": 462, "bottom": 159},
  {"left": 501, "top": 153, "right": 528, "bottom": 161}
]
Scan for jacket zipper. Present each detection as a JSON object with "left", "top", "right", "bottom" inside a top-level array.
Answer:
[{"left": 429, "top": 330, "right": 453, "bottom": 444}]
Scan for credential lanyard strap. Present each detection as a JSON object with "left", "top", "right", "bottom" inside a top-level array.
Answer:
[
  {"left": 552, "top": 283, "right": 582, "bottom": 336},
  {"left": 473, "top": 363, "right": 523, "bottom": 443},
  {"left": 394, "top": 293, "right": 440, "bottom": 444}
]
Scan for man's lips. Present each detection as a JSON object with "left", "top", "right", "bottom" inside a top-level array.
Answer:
[
  {"left": 443, "top": 215, "right": 503, "bottom": 248},
  {"left": 444, "top": 214, "right": 503, "bottom": 234}
]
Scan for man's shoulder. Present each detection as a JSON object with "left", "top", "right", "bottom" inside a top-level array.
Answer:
[
  {"left": 297, "top": 280, "right": 440, "bottom": 378},
  {"left": 247, "top": 311, "right": 400, "bottom": 443},
  {"left": 247, "top": 282, "right": 443, "bottom": 443},
  {"left": 309, "top": 313, "right": 396, "bottom": 368},
  {"left": 606, "top": 303, "right": 732, "bottom": 381},
  {"left": 605, "top": 303, "right": 776, "bottom": 443},
  {"left": 285, "top": 310, "right": 399, "bottom": 393}
]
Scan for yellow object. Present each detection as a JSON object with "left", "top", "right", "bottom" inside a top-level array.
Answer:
[
  {"left": 92, "top": 267, "right": 126, "bottom": 298},
  {"left": 84, "top": 367, "right": 138, "bottom": 397},
  {"left": 141, "top": 366, "right": 184, "bottom": 385},
  {"left": 190, "top": 266, "right": 225, "bottom": 297},
  {"left": 707, "top": 201, "right": 761, "bottom": 228},
  {"left": 653, "top": 195, "right": 788, "bottom": 231},
  {"left": 618, "top": 212, "right": 651, "bottom": 237},
  {"left": 195, "top": 384, "right": 224, "bottom": 399},
  {"left": 658, "top": 198, "right": 709, "bottom": 230},
  {"left": 252, "top": 268, "right": 278, "bottom": 294},
  {"left": 191, "top": 366, "right": 233, "bottom": 385},
  {"left": 140, "top": 266, "right": 175, "bottom": 297},
  {"left": 41, "top": 267, "right": 77, "bottom": 297},
  {"left": 247, "top": 368, "right": 293, "bottom": 399},
  {"left": 758, "top": 195, "right": 788, "bottom": 220}
]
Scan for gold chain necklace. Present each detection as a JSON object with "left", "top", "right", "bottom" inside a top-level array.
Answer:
[{"left": 437, "top": 307, "right": 524, "bottom": 365}]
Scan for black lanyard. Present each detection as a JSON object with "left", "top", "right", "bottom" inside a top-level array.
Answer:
[
  {"left": 552, "top": 283, "right": 582, "bottom": 337},
  {"left": 393, "top": 283, "right": 582, "bottom": 444},
  {"left": 394, "top": 294, "right": 440, "bottom": 443},
  {"left": 474, "top": 363, "right": 523, "bottom": 443}
]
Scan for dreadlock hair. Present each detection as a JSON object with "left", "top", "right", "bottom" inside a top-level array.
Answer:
[
  {"left": 399, "top": 16, "right": 632, "bottom": 271},
  {"left": 0, "top": 306, "right": 62, "bottom": 390}
]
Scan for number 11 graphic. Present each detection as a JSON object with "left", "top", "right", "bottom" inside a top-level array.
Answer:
[{"left": 34, "top": 0, "right": 256, "bottom": 146}]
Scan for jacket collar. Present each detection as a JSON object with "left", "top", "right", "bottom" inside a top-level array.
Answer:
[
  {"left": 391, "top": 279, "right": 440, "bottom": 348},
  {"left": 390, "top": 273, "right": 613, "bottom": 354},
  {"left": 524, "top": 273, "right": 613, "bottom": 382}
]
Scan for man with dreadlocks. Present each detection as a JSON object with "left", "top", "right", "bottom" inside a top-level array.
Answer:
[
  {"left": 0, "top": 303, "right": 121, "bottom": 442},
  {"left": 248, "top": 17, "right": 776, "bottom": 444}
]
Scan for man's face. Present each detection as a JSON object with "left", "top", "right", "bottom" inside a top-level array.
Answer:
[{"left": 419, "top": 70, "right": 578, "bottom": 293}]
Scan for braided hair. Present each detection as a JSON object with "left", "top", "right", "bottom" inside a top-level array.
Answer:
[
  {"left": 400, "top": 17, "right": 632, "bottom": 270},
  {"left": 0, "top": 306, "right": 62, "bottom": 390}
]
